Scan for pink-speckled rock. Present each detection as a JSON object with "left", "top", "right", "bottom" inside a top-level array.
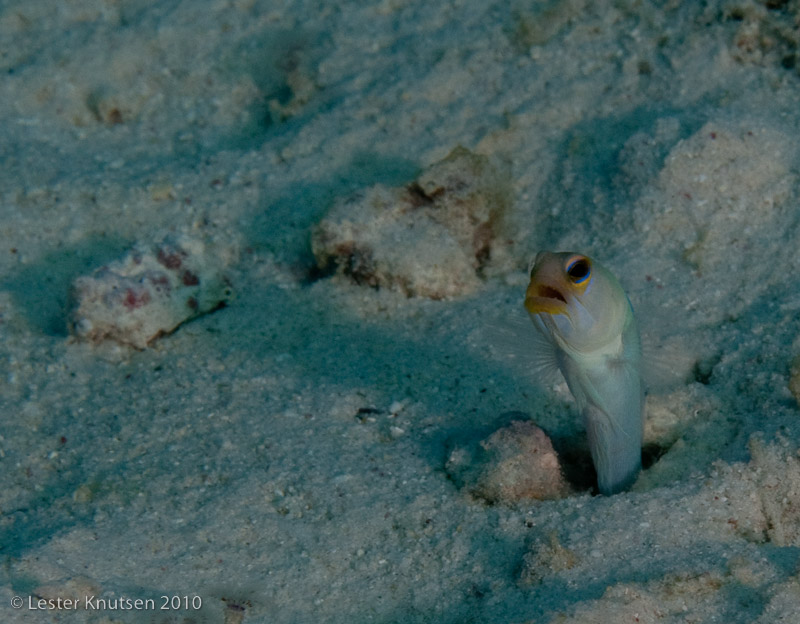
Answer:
[{"left": 70, "top": 232, "right": 233, "bottom": 349}]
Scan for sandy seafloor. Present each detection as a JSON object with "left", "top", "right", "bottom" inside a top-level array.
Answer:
[{"left": 4, "top": 0, "right": 800, "bottom": 622}]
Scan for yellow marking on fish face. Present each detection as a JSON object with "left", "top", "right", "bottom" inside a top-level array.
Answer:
[
  {"left": 525, "top": 250, "right": 632, "bottom": 355},
  {"left": 524, "top": 252, "right": 592, "bottom": 316},
  {"left": 524, "top": 284, "right": 568, "bottom": 315}
]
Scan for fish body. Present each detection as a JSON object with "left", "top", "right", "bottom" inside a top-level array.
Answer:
[{"left": 525, "top": 252, "right": 643, "bottom": 495}]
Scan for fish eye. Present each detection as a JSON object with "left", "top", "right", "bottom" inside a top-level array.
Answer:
[{"left": 566, "top": 257, "right": 591, "bottom": 284}]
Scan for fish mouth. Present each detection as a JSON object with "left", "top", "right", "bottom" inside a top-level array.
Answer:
[
  {"left": 536, "top": 285, "right": 566, "bottom": 303},
  {"left": 525, "top": 284, "right": 568, "bottom": 315}
]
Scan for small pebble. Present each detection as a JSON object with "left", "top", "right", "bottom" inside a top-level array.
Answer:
[{"left": 447, "top": 419, "right": 572, "bottom": 503}]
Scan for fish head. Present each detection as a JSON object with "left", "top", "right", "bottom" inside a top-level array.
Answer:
[{"left": 524, "top": 251, "right": 630, "bottom": 354}]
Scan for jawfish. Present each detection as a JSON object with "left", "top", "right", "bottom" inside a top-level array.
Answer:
[{"left": 525, "top": 251, "right": 644, "bottom": 495}]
